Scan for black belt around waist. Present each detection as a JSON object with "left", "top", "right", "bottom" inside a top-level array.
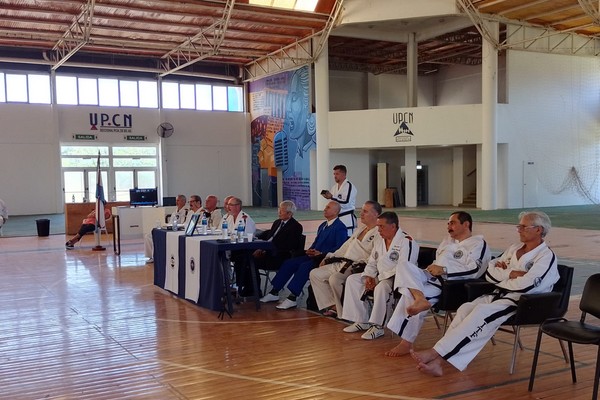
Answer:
[{"left": 338, "top": 210, "right": 355, "bottom": 217}]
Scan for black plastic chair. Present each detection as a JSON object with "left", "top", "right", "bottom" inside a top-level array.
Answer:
[
  {"left": 432, "top": 277, "right": 483, "bottom": 333},
  {"left": 529, "top": 273, "right": 600, "bottom": 400},
  {"left": 417, "top": 246, "right": 437, "bottom": 269},
  {"left": 416, "top": 246, "right": 483, "bottom": 332},
  {"left": 465, "top": 264, "right": 574, "bottom": 374}
]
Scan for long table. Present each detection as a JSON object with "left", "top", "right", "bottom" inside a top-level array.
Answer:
[{"left": 152, "top": 229, "right": 273, "bottom": 316}]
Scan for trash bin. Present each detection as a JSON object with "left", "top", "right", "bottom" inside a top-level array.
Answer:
[{"left": 36, "top": 218, "right": 50, "bottom": 237}]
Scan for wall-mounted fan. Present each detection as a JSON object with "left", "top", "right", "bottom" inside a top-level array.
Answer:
[{"left": 157, "top": 122, "right": 174, "bottom": 138}]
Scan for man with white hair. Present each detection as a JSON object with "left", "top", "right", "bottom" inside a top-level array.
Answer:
[{"left": 253, "top": 200, "right": 304, "bottom": 271}]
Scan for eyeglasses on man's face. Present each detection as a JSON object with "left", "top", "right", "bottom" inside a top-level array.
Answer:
[{"left": 516, "top": 225, "right": 538, "bottom": 231}]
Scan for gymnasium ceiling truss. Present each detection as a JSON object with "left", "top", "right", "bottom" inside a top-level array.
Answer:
[{"left": 0, "top": 0, "right": 599, "bottom": 82}]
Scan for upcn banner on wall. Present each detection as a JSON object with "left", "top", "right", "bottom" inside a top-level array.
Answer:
[{"left": 249, "top": 66, "right": 316, "bottom": 209}]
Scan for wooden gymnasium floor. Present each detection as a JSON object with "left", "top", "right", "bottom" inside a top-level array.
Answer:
[{"left": 0, "top": 217, "right": 598, "bottom": 399}]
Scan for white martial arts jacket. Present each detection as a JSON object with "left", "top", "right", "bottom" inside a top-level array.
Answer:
[
  {"left": 363, "top": 228, "right": 419, "bottom": 281},
  {"left": 224, "top": 211, "right": 256, "bottom": 235},
  {"left": 434, "top": 235, "right": 492, "bottom": 280},
  {"left": 484, "top": 241, "right": 559, "bottom": 297},
  {"left": 324, "top": 224, "right": 380, "bottom": 270}
]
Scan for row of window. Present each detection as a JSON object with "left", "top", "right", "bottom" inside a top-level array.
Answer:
[{"left": 0, "top": 72, "right": 244, "bottom": 111}]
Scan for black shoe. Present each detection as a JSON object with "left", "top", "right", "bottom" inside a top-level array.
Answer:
[{"left": 65, "top": 242, "right": 74, "bottom": 249}]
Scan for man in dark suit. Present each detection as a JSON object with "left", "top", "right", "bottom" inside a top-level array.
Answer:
[
  {"left": 253, "top": 200, "right": 304, "bottom": 270},
  {"left": 260, "top": 201, "right": 348, "bottom": 310}
]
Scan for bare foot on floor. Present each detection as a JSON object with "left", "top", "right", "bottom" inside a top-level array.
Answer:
[
  {"left": 417, "top": 357, "right": 444, "bottom": 377},
  {"left": 407, "top": 297, "right": 431, "bottom": 316},
  {"left": 385, "top": 340, "right": 412, "bottom": 357},
  {"left": 410, "top": 348, "right": 439, "bottom": 365}
]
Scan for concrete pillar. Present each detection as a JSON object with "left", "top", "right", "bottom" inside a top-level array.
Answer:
[
  {"left": 407, "top": 32, "right": 418, "bottom": 107},
  {"left": 405, "top": 147, "right": 417, "bottom": 207},
  {"left": 481, "top": 20, "right": 499, "bottom": 210},
  {"left": 453, "top": 147, "right": 464, "bottom": 207},
  {"left": 314, "top": 38, "right": 331, "bottom": 210}
]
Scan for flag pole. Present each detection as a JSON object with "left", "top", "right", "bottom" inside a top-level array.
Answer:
[{"left": 93, "top": 151, "right": 106, "bottom": 251}]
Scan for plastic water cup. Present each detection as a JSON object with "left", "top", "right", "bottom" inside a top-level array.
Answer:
[{"left": 246, "top": 233, "right": 254, "bottom": 242}]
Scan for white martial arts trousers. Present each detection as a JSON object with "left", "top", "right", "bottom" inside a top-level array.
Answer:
[
  {"left": 341, "top": 273, "right": 394, "bottom": 326},
  {"left": 433, "top": 294, "right": 518, "bottom": 371},
  {"left": 309, "top": 262, "right": 352, "bottom": 314},
  {"left": 387, "top": 261, "right": 441, "bottom": 342}
]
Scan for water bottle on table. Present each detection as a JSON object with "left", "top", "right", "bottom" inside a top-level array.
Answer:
[
  {"left": 237, "top": 220, "right": 245, "bottom": 242},
  {"left": 221, "top": 218, "right": 229, "bottom": 239},
  {"left": 172, "top": 214, "right": 178, "bottom": 231},
  {"left": 200, "top": 214, "right": 208, "bottom": 235}
]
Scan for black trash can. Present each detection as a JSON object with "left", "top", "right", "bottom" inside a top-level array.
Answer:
[{"left": 36, "top": 218, "right": 50, "bottom": 237}]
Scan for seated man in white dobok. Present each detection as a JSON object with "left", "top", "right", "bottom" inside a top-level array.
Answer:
[
  {"left": 183, "top": 194, "right": 203, "bottom": 225},
  {"left": 341, "top": 211, "right": 419, "bottom": 340},
  {"left": 385, "top": 211, "right": 491, "bottom": 357},
  {"left": 309, "top": 200, "right": 381, "bottom": 318},
  {"left": 200, "top": 194, "right": 222, "bottom": 231},
  {"left": 144, "top": 194, "right": 188, "bottom": 263},
  {"left": 412, "top": 211, "right": 559, "bottom": 377},
  {"left": 226, "top": 197, "right": 258, "bottom": 296}
]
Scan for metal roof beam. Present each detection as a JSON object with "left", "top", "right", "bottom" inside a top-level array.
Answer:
[
  {"left": 242, "top": 36, "right": 314, "bottom": 82},
  {"left": 241, "top": 0, "right": 344, "bottom": 82},
  {"left": 50, "top": 0, "right": 95, "bottom": 70},
  {"left": 159, "top": 0, "right": 235, "bottom": 77}
]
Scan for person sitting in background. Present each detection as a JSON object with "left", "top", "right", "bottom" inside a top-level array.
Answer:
[
  {"left": 66, "top": 208, "right": 112, "bottom": 249},
  {"left": 0, "top": 198, "right": 7, "bottom": 229},
  {"left": 144, "top": 194, "right": 188, "bottom": 263},
  {"left": 253, "top": 200, "right": 304, "bottom": 271},
  {"left": 309, "top": 200, "right": 381, "bottom": 318},
  {"left": 226, "top": 197, "right": 258, "bottom": 296},
  {"left": 411, "top": 211, "right": 558, "bottom": 377},
  {"left": 184, "top": 195, "right": 203, "bottom": 226},
  {"left": 200, "top": 194, "right": 222, "bottom": 231},
  {"left": 223, "top": 197, "right": 256, "bottom": 235},
  {"left": 341, "top": 211, "right": 419, "bottom": 340},
  {"left": 260, "top": 201, "right": 348, "bottom": 310},
  {"left": 385, "top": 211, "right": 491, "bottom": 357}
]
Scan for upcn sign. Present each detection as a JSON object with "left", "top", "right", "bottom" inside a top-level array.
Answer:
[
  {"left": 392, "top": 111, "right": 414, "bottom": 142},
  {"left": 89, "top": 113, "right": 133, "bottom": 133}
]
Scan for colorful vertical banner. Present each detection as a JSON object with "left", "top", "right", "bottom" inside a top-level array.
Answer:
[{"left": 249, "top": 66, "right": 316, "bottom": 209}]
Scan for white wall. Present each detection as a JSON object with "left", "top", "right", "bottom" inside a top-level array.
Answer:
[
  {"left": 0, "top": 103, "right": 249, "bottom": 215},
  {"left": 328, "top": 105, "right": 483, "bottom": 148},
  {"left": 0, "top": 104, "right": 61, "bottom": 215},
  {"left": 499, "top": 51, "right": 600, "bottom": 208},
  {"left": 329, "top": 70, "right": 368, "bottom": 111},
  {"left": 330, "top": 70, "right": 435, "bottom": 111},
  {"left": 435, "top": 54, "right": 506, "bottom": 105},
  {"left": 161, "top": 110, "right": 250, "bottom": 206}
]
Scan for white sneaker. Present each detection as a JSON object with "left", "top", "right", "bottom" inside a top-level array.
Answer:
[
  {"left": 146, "top": 258, "right": 154, "bottom": 264},
  {"left": 342, "top": 322, "right": 371, "bottom": 333},
  {"left": 276, "top": 298, "right": 297, "bottom": 310},
  {"left": 361, "top": 325, "right": 385, "bottom": 340},
  {"left": 260, "top": 293, "right": 279, "bottom": 303}
]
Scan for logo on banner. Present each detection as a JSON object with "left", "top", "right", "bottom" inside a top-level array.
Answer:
[
  {"left": 89, "top": 113, "right": 133, "bottom": 133},
  {"left": 392, "top": 112, "right": 414, "bottom": 142},
  {"left": 189, "top": 257, "right": 196, "bottom": 273},
  {"left": 170, "top": 254, "right": 176, "bottom": 269}
]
